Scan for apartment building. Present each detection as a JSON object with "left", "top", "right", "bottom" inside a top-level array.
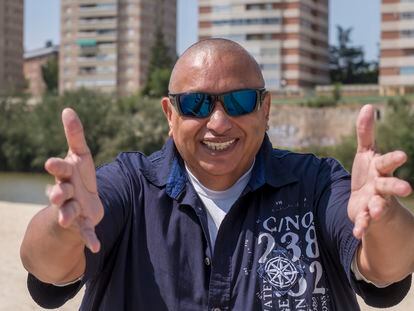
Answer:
[
  {"left": 198, "top": 0, "right": 330, "bottom": 92},
  {"left": 60, "top": 0, "right": 176, "bottom": 96},
  {"left": 380, "top": 0, "right": 414, "bottom": 95},
  {"left": 0, "top": 0, "right": 25, "bottom": 95},
  {"left": 24, "top": 43, "right": 59, "bottom": 97}
]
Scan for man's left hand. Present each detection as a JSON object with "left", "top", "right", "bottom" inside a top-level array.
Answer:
[{"left": 348, "top": 104, "right": 412, "bottom": 239}]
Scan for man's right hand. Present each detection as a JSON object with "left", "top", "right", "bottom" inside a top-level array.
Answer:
[{"left": 45, "top": 108, "right": 104, "bottom": 253}]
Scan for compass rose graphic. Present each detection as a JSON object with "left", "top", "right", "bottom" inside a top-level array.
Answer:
[{"left": 264, "top": 255, "right": 299, "bottom": 290}]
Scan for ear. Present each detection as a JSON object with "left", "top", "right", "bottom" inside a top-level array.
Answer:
[
  {"left": 161, "top": 97, "right": 174, "bottom": 137},
  {"left": 262, "top": 91, "right": 271, "bottom": 123}
]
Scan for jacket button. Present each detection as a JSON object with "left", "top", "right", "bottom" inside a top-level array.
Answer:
[
  {"left": 212, "top": 308, "right": 221, "bottom": 311},
  {"left": 204, "top": 257, "right": 211, "bottom": 266}
]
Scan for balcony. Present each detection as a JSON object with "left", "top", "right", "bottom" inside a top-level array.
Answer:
[{"left": 78, "top": 3, "right": 117, "bottom": 18}]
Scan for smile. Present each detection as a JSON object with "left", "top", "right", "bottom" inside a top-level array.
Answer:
[{"left": 202, "top": 139, "right": 236, "bottom": 151}]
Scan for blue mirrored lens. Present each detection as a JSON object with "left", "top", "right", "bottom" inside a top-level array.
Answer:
[
  {"left": 223, "top": 90, "right": 257, "bottom": 116},
  {"left": 179, "top": 93, "right": 212, "bottom": 117}
]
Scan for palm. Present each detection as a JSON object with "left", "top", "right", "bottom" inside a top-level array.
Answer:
[
  {"left": 64, "top": 151, "right": 102, "bottom": 225},
  {"left": 45, "top": 108, "right": 104, "bottom": 252},
  {"left": 347, "top": 105, "right": 411, "bottom": 239}
]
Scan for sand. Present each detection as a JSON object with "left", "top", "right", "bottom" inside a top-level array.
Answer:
[
  {"left": 0, "top": 200, "right": 412, "bottom": 310},
  {"left": 0, "top": 201, "right": 83, "bottom": 310}
]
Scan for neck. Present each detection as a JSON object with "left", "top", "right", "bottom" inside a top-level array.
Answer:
[{"left": 185, "top": 160, "right": 255, "bottom": 191}]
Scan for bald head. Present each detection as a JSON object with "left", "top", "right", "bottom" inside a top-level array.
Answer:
[{"left": 169, "top": 39, "right": 264, "bottom": 93}]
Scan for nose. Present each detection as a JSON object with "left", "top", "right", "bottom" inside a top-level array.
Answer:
[{"left": 206, "top": 101, "right": 232, "bottom": 135}]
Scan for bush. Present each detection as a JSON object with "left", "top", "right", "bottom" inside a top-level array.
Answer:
[
  {"left": 376, "top": 98, "right": 414, "bottom": 185},
  {"left": 95, "top": 95, "right": 168, "bottom": 165},
  {"left": 0, "top": 96, "right": 35, "bottom": 171},
  {"left": 302, "top": 98, "right": 414, "bottom": 185},
  {"left": 0, "top": 90, "right": 169, "bottom": 172}
]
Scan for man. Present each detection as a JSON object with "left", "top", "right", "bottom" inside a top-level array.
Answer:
[{"left": 21, "top": 39, "right": 414, "bottom": 310}]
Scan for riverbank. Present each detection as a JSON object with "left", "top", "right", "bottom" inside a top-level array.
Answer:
[{"left": 0, "top": 200, "right": 412, "bottom": 310}]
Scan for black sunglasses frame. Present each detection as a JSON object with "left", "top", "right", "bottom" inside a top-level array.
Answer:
[{"left": 168, "top": 88, "right": 268, "bottom": 118}]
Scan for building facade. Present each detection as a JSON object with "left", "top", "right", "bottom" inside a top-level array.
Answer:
[
  {"left": 0, "top": 0, "right": 25, "bottom": 95},
  {"left": 24, "top": 43, "right": 59, "bottom": 97},
  {"left": 60, "top": 0, "right": 176, "bottom": 96},
  {"left": 380, "top": 0, "right": 414, "bottom": 95},
  {"left": 198, "top": 0, "right": 330, "bottom": 92}
]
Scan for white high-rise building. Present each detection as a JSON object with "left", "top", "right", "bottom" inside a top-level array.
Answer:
[
  {"left": 198, "top": 0, "right": 330, "bottom": 92},
  {"left": 60, "top": 0, "right": 176, "bottom": 96},
  {"left": 380, "top": 0, "right": 414, "bottom": 95}
]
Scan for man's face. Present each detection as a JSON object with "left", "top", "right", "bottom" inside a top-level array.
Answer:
[{"left": 162, "top": 51, "right": 270, "bottom": 190}]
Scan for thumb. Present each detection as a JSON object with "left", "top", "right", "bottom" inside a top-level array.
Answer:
[{"left": 356, "top": 104, "right": 375, "bottom": 153}]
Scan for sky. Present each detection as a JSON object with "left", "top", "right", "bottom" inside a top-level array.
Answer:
[{"left": 24, "top": 0, "right": 380, "bottom": 61}]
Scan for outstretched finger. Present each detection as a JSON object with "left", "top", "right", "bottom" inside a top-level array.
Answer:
[
  {"left": 48, "top": 182, "right": 75, "bottom": 207},
  {"left": 375, "top": 177, "right": 412, "bottom": 197},
  {"left": 356, "top": 104, "right": 375, "bottom": 153},
  {"left": 62, "top": 108, "right": 90, "bottom": 156},
  {"left": 353, "top": 209, "right": 370, "bottom": 239},
  {"left": 58, "top": 199, "right": 81, "bottom": 228},
  {"left": 45, "top": 157, "right": 73, "bottom": 181},
  {"left": 78, "top": 217, "right": 101, "bottom": 253},
  {"left": 375, "top": 151, "right": 407, "bottom": 175},
  {"left": 368, "top": 195, "right": 387, "bottom": 221}
]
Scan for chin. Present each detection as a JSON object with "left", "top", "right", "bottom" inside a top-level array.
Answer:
[{"left": 200, "top": 162, "right": 238, "bottom": 177}]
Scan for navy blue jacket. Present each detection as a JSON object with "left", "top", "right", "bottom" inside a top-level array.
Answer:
[{"left": 28, "top": 136, "right": 411, "bottom": 310}]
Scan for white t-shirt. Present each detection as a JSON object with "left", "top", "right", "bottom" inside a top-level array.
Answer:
[{"left": 185, "top": 162, "right": 253, "bottom": 248}]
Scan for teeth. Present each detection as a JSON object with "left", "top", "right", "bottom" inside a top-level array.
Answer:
[{"left": 203, "top": 139, "right": 236, "bottom": 151}]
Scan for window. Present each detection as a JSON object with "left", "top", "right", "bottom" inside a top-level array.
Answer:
[
  {"left": 261, "top": 48, "right": 279, "bottom": 56},
  {"left": 97, "top": 29, "right": 117, "bottom": 36},
  {"left": 265, "top": 79, "right": 280, "bottom": 88},
  {"left": 400, "top": 66, "right": 414, "bottom": 75},
  {"left": 79, "top": 17, "right": 116, "bottom": 25},
  {"left": 212, "top": 5, "right": 232, "bottom": 13},
  {"left": 401, "top": 29, "right": 414, "bottom": 38},
  {"left": 98, "top": 42, "right": 116, "bottom": 49},
  {"left": 79, "top": 67, "right": 96, "bottom": 75},
  {"left": 261, "top": 64, "right": 279, "bottom": 71},
  {"left": 97, "top": 66, "right": 116, "bottom": 74},
  {"left": 75, "top": 79, "right": 116, "bottom": 87},
  {"left": 219, "top": 34, "right": 246, "bottom": 41},
  {"left": 246, "top": 3, "right": 273, "bottom": 10},
  {"left": 79, "top": 3, "right": 117, "bottom": 11},
  {"left": 212, "top": 18, "right": 280, "bottom": 26},
  {"left": 246, "top": 33, "right": 273, "bottom": 41},
  {"left": 401, "top": 12, "right": 414, "bottom": 20}
]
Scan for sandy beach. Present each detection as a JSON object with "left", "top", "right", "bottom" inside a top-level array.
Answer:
[{"left": 0, "top": 200, "right": 412, "bottom": 310}]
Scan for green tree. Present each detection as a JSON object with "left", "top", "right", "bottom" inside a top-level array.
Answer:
[
  {"left": 0, "top": 89, "right": 169, "bottom": 172},
  {"left": 142, "top": 26, "right": 175, "bottom": 97},
  {"left": 0, "top": 96, "right": 35, "bottom": 171},
  {"left": 376, "top": 98, "right": 414, "bottom": 185},
  {"left": 96, "top": 95, "right": 168, "bottom": 164},
  {"left": 30, "top": 89, "right": 115, "bottom": 169},
  {"left": 329, "top": 26, "right": 378, "bottom": 84},
  {"left": 41, "top": 57, "right": 59, "bottom": 93}
]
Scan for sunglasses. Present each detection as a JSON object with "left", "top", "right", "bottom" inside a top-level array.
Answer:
[{"left": 168, "top": 88, "right": 267, "bottom": 118}]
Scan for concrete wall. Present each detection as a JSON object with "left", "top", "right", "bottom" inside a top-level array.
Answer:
[{"left": 267, "top": 104, "right": 385, "bottom": 149}]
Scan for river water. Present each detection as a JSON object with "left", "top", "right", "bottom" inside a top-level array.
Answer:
[{"left": 0, "top": 172, "right": 52, "bottom": 205}]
